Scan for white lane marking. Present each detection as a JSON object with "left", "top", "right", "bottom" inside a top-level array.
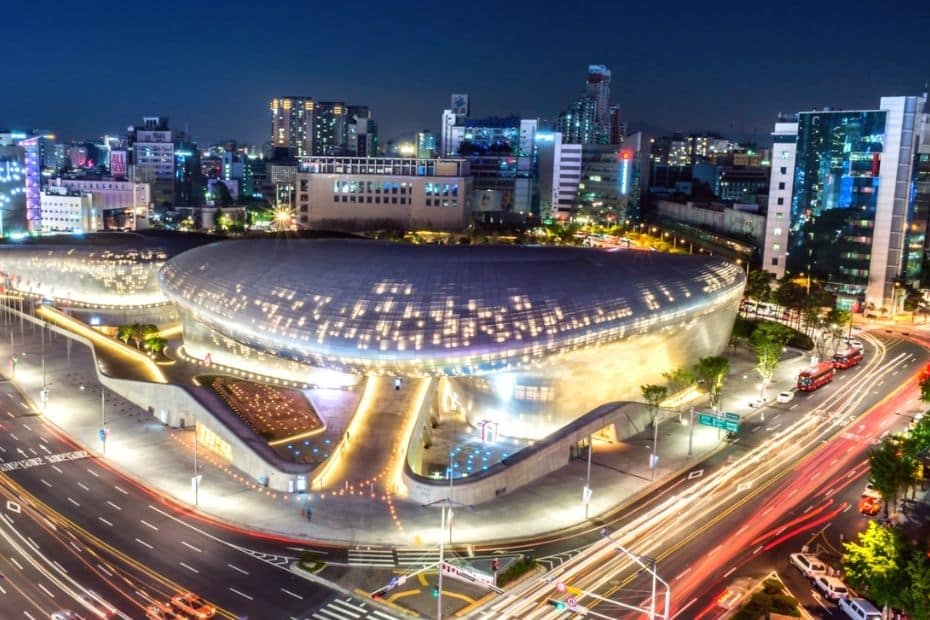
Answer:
[
  {"left": 38, "top": 444, "right": 50, "bottom": 455},
  {"left": 724, "top": 566, "right": 738, "bottom": 578},
  {"left": 66, "top": 497, "right": 79, "bottom": 507},
  {"left": 8, "top": 433, "right": 17, "bottom": 441},
  {"left": 98, "top": 517, "right": 113, "bottom": 527},
  {"left": 180, "top": 541, "right": 201, "bottom": 553},
  {"left": 22, "top": 424, "right": 31, "bottom": 432},
  {"left": 674, "top": 568, "right": 691, "bottom": 581},
  {"left": 228, "top": 563, "right": 248, "bottom": 575},
  {"left": 6, "top": 501, "right": 20, "bottom": 514},
  {"left": 96, "top": 564, "right": 113, "bottom": 577},
  {"left": 753, "top": 545, "right": 764, "bottom": 555},
  {"left": 113, "top": 485, "right": 128, "bottom": 495},
  {"left": 77, "top": 482, "right": 89, "bottom": 492},
  {"left": 51, "top": 465, "right": 62, "bottom": 474},
  {"left": 179, "top": 562, "right": 199, "bottom": 574},
  {"left": 140, "top": 520, "right": 158, "bottom": 532},
  {"left": 27, "top": 448, "right": 37, "bottom": 456},
  {"left": 789, "top": 403, "right": 799, "bottom": 410},
  {"left": 87, "top": 468, "right": 99, "bottom": 478},
  {"left": 229, "top": 587, "right": 253, "bottom": 601},
  {"left": 671, "top": 598, "right": 698, "bottom": 620},
  {"left": 23, "top": 610, "right": 34, "bottom": 619},
  {"left": 106, "top": 501, "right": 121, "bottom": 511},
  {"left": 281, "top": 588, "right": 303, "bottom": 600},
  {"left": 51, "top": 560, "right": 68, "bottom": 575},
  {"left": 9, "top": 557, "right": 22, "bottom": 570},
  {"left": 69, "top": 542, "right": 81, "bottom": 553},
  {"left": 39, "top": 436, "right": 48, "bottom": 444},
  {"left": 37, "top": 583, "right": 54, "bottom": 598},
  {"left": 26, "top": 538, "right": 39, "bottom": 551},
  {"left": 135, "top": 538, "right": 153, "bottom": 550}
]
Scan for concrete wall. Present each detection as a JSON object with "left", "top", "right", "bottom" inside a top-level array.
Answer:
[{"left": 403, "top": 401, "right": 655, "bottom": 505}]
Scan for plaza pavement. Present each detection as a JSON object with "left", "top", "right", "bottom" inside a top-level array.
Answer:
[{"left": 1, "top": 315, "right": 813, "bottom": 548}]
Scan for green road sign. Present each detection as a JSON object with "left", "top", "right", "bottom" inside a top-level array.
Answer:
[{"left": 697, "top": 412, "right": 740, "bottom": 433}]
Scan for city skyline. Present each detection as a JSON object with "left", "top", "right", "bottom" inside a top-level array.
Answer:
[{"left": 3, "top": 0, "right": 928, "bottom": 146}]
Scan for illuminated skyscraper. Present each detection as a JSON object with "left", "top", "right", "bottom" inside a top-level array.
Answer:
[{"left": 270, "top": 96, "right": 314, "bottom": 158}]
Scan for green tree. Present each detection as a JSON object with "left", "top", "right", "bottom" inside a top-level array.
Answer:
[
  {"left": 868, "top": 437, "right": 915, "bottom": 518},
  {"left": 662, "top": 367, "right": 694, "bottom": 395},
  {"left": 920, "top": 377, "right": 930, "bottom": 404},
  {"left": 843, "top": 521, "right": 906, "bottom": 609},
  {"left": 116, "top": 325, "right": 133, "bottom": 344},
  {"left": 903, "top": 552, "right": 930, "bottom": 620},
  {"left": 640, "top": 384, "right": 668, "bottom": 427},
  {"left": 744, "top": 269, "right": 773, "bottom": 302},
  {"left": 692, "top": 356, "right": 730, "bottom": 412},
  {"left": 143, "top": 336, "right": 167, "bottom": 355}
]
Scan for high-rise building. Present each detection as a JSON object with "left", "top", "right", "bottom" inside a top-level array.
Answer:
[
  {"left": 416, "top": 130, "right": 436, "bottom": 159},
  {"left": 536, "top": 132, "right": 582, "bottom": 220},
  {"left": 271, "top": 96, "right": 314, "bottom": 158},
  {"left": 129, "top": 116, "right": 175, "bottom": 208},
  {"left": 558, "top": 65, "right": 618, "bottom": 145},
  {"left": 21, "top": 136, "right": 42, "bottom": 230},
  {"left": 575, "top": 136, "right": 647, "bottom": 223},
  {"left": 762, "top": 96, "right": 929, "bottom": 311}
]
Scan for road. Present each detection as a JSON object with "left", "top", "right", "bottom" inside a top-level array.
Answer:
[
  {"left": 477, "top": 330, "right": 926, "bottom": 618},
  {"left": 0, "top": 376, "right": 401, "bottom": 620}
]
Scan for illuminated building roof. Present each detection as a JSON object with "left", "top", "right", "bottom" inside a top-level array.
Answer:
[{"left": 160, "top": 239, "right": 745, "bottom": 375}]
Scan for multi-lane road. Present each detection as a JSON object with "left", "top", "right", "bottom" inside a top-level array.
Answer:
[
  {"left": 477, "top": 330, "right": 926, "bottom": 618},
  {"left": 0, "top": 376, "right": 400, "bottom": 620}
]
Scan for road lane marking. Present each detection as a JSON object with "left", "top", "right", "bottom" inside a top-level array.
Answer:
[
  {"left": 179, "top": 562, "right": 199, "bottom": 574},
  {"left": 87, "top": 468, "right": 99, "bottom": 478},
  {"left": 9, "top": 433, "right": 16, "bottom": 441},
  {"left": 51, "top": 465, "right": 62, "bottom": 474},
  {"left": 106, "top": 501, "right": 121, "bottom": 511},
  {"left": 26, "top": 538, "right": 39, "bottom": 551},
  {"left": 281, "top": 588, "right": 303, "bottom": 600},
  {"left": 229, "top": 588, "right": 253, "bottom": 600},
  {"left": 39, "top": 436, "right": 47, "bottom": 444},
  {"left": 96, "top": 564, "right": 113, "bottom": 577},
  {"left": 38, "top": 445, "right": 50, "bottom": 455},
  {"left": 671, "top": 598, "right": 698, "bottom": 620},
  {"left": 135, "top": 538, "right": 153, "bottom": 550},
  {"left": 181, "top": 541, "right": 201, "bottom": 553},
  {"left": 77, "top": 482, "right": 89, "bottom": 492},
  {"left": 113, "top": 485, "right": 128, "bottom": 495},
  {"left": 674, "top": 568, "right": 691, "bottom": 581},
  {"left": 753, "top": 545, "right": 764, "bottom": 555},
  {"left": 723, "top": 566, "right": 738, "bottom": 578},
  {"left": 66, "top": 497, "right": 79, "bottom": 507},
  {"left": 789, "top": 403, "right": 798, "bottom": 410},
  {"left": 37, "top": 583, "right": 54, "bottom": 598},
  {"left": 9, "top": 557, "right": 22, "bottom": 570},
  {"left": 22, "top": 424, "right": 31, "bottom": 431},
  {"left": 98, "top": 517, "right": 113, "bottom": 527},
  {"left": 69, "top": 542, "right": 81, "bottom": 553},
  {"left": 228, "top": 563, "right": 248, "bottom": 575},
  {"left": 140, "top": 520, "right": 158, "bottom": 531},
  {"left": 51, "top": 560, "right": 67, "bottom": 575}
]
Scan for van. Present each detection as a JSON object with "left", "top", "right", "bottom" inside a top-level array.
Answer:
[{"left": 838, "top": 597, "right": 881, "bottom": 620}]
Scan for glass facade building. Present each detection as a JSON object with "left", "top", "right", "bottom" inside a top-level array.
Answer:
[{"left": 787, "top": 110, "right": 886, "bottom": 296}]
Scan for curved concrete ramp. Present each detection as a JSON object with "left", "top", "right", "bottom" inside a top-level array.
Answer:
[{"left": 313, "top": 376, "right": 432, "bottom": 495}]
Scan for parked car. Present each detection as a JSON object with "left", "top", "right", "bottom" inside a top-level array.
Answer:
[
  {"left": 838, "top": 597, "right": 881, "bottom": 619},
  {"left": 776, "top": 391, "right": 794, "bottom": 404},
  {"left": 814, "top": 575, "right": 849, "bottom": 600},
  {"left": 862, "top": 482, "right": 881, "bottom": 499},
  {"left": 845, "top": 338, "right": 864, "bottom": 350},
  {"left": 859, "top": 495, "right": 882, "bottom": 516},
  {"left": 789, "top": 552, "right": 827, "bottom": 578}
]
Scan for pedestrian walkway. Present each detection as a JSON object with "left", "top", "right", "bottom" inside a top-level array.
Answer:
[
  {"left": 2, "top": 315, "right": 812, "bottom": 547},
  {"left": 311, "top": 596, "right": 399, "bottom": 620}
]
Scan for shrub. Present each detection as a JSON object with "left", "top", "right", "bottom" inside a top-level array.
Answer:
[{"left": 497, "top": 557, "right": 537, "bottom": 587}]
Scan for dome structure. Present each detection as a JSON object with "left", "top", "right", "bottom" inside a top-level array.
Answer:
[{"left": 159, "top": 238, "right": 745, "bottom": 376}]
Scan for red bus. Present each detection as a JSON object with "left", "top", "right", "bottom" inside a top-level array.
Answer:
[
  {"left": 832, "top": 347, "right": 863, "bottom": 370},
  {"left": 797, "top": 361, "right": 836, "bottom": 392}
]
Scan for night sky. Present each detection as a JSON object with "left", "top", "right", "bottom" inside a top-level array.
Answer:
[{"left": 4, "top": 0, "right": 928, "bottom": 147}]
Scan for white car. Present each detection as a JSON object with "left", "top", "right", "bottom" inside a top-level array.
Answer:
[
  {"left": 845, "top": 339, "right": 864, "bottom": 351},
  {"left": 776, "top": 391, "right": 794, "bottom": 404},
  {"left": 814, "top": 575, "right": 849, "bottom": 600},
  {"left": 748, "top": 397, "right": 767, "bottom": 408},
  {"left": 789, "top": 552, "right": 827, "bottom": 578},
  {"left": 863, "top": 482, "right": 881, "bottom": 499}
]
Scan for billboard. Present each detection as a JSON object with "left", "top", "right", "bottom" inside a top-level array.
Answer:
[
  {"left": 451, "top": 94, "right": 469, "bottom": 117},
  {"left": 110, "top": 150, "right": 127, "bottom": 178}
]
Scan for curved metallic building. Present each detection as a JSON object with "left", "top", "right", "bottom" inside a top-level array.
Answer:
[{"left": 159, "top": 239, "right": 745, "bottom": 386}]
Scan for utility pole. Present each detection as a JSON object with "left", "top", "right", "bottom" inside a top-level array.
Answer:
[
  {"left": 601, "top": 529, "right": 671, "bottom": 620},
  {"left": 651, "top": 414, "right": 659, "bottom": 481},
  {"left": 437, "top": 449, "right": 454, "bottom": 620},
  {"left": 193, "top": 421, "right": 199, "bottom": 507},
  {"left": 687, "top": 406, "right": 695, "bottom": 459},
  {"left": 101, "top": 387, "right": 106, "bottom": 457}
]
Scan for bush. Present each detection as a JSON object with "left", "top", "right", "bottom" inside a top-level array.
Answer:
[
  {"left": 298, "top": 550, "right": 325, "bottom": 573},
  {"left": 496, "top": 557, "right": 537, "bottom": 587},
  {"left": 733, "top": 578, "right": 801, "bottom": 619},
  {"left": 735, "top": 318, "right": 814, "bottom": 351}
]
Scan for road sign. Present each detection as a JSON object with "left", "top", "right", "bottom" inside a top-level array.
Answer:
[
  {"left": 556, "top": 582, "right": 566, "bottom": 593},
  {"left": 98, "top": 428, "right": 107, "bottom": 442},
  {"left": 440, "top": 561, "right": 497, "bottom": 590},
  {"left": 696, "top": 412, "right": 739, "bottom": 433},
  {"left": 567, "top": 597, "right": 577, "bottom": 608},
  {"left": 724, "top": 412, "right": 740, "bottom": 421}
]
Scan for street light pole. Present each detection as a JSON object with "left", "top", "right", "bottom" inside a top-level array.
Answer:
[
  {"left": 651, "top": 413, "right": 659, "bottom": 481},
  {"left": 101, "top": 386, "right": 106, "bottom": 457},
  {"left": 194, "top": 421, "right": 199, "bottom": 507},
  {"left": 584, "top": 436, "right": 593, "bottom": 519},
  {"left": 437, "top": 449, "right": 454, "bottom": 619},
  {"left": 687, "top": 406, "right": 695, "bottom": 459}
]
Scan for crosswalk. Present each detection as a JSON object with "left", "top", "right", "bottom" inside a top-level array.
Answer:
[
  {"left": 395, "top": 547, "right": 440, "bottom": 567},
  {"left": 347, "top": 547, "right": 395, "bottom": 567},
  {"left": 309, "top": 597, "right": 398, "bottom": 620}
]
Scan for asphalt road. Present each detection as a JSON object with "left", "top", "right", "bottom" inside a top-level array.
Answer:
[
  {"left": 477, "top": 330, "right": 927, "bottom": 618},
  {"left": 0, "top": 377, "right": 401, "bottom": 620}
]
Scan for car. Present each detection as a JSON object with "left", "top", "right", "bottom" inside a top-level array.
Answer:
[
  {"left": 789, "top": 552, "right": 827, "bottom": 578},
  {"left": 839, "top": 597, "right": 882, "bottom": 619},
  {"left": 170, "top": 593, "right": 215, "bottom": 619},
  {"left": 845, "top": 338, "right": 864, "bottom": 350},
  {"left": 145, "top": 606, "right": 181, "bottom": 620},
  {"left": 50, "top": 612, "right": 83, "bottom": 620},
  {"left": 859, "top": 495, "right": 882, "bottom": 516},
  {"left": 748, "top": 397, "right": 767, "bottom": 408},
  {"left": 814, "top": 575, "right": 849, "bottom": 600},
  {"left": 863, "top": 482, "right": 881, "bottom": 499},
  {"left": 776, "top": 391, "right": 794, "bottom": 404}
]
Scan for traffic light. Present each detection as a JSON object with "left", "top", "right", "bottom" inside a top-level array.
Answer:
[
  {"left": 431, "top": 586, "right": 439, "bottom": 598},
  {"left": 547, "top": 599, "right": 566, "bottom": 610}
]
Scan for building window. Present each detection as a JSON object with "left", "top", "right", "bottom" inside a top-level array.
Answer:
[
  {"left": 772, "top": 243, "right": 781, "bottom": 253},
  {"left": 366, "top": 196, "right": 372, "bottom": 203},
  {"left": 771, "top": 257, "right": 779, "bottom": 266},
  {"left": 776, "top": 197, "right": 784, "bottom": 205},
  {"left": 773, "top": 227, "right": 782, "bottom": 237},
  {"left": 778, "top": 182, "right": 785, "bottom": 190},
  {"left": 333, "top": 195, "right": 338, "bottom": 202},
  {"left": 779, "top": 167, "right": 787, "bottom": 175}
]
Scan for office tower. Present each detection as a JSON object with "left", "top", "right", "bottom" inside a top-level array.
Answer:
[
  {"left": 585, "top": 65, "right": 611, "bottom": 135},
  {"left": 129, "top": 116, "right": 175, "bottom": 207},
  {"left": 416, "top": 130, "right": 436, "bottom": 159},
  {"left": 271, "top": 96, "right": 314, "bottom": 158},
  {"left": 762, "top": 95, "right": 928, "bottom": 311},
  {"left": 536, "top": 132, "right": 582, "bottom": 220},
  {"left": 558, "top": 65, "right": 617, "bottom": 145}
]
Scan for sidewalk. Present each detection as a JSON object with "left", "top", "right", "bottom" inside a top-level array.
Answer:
[{"left": 2, "top": 320, "right": 811, "bottom": 547}]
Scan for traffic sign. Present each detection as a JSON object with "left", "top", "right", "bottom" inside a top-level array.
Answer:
[
  {"left": 567, "top": 596, "right": 577, "bottom": 608},
  {"left": 556, "top": 581, "right": 566, "bottom": 593},
  {"left": 696, "top": 412, "right": 739, "bottom": 433}
]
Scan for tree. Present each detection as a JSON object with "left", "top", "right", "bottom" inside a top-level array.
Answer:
[
  {"left": 843, "top": 521, "right": 907, "bottom": 609},
  {"left": 920, "top": 376, "right": 930, "bottom": 404},
  {"left": 143, "top": 336, "right": 167, "bottom": 355},
  {"left": 640, "top": 384, "right": 668, "bottom": 427},
  {"left": 692, "top": 356, "right": 730, "bottom": 412},
  {"left": 868, "top": 437, "right": 915, "bottom": 518},
  {"left": 116, "top": 325, "right": 133, "bottom": 344},
  {"left": 903, "top": 553, "right": 930, "bottom": 620},
  {"left": 662, "top": 367, "right": 694, "bottom": 395},
  {"left": 744, "top": 269, "right": 773, "bottom": 302}
]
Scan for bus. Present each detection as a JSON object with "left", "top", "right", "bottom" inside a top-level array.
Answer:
[
  {"left": 797, "top": 361, "right": 836, "bottom": 392},
  {"left": 832, "top": 347, "right": 863, "bottom": 370}
]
